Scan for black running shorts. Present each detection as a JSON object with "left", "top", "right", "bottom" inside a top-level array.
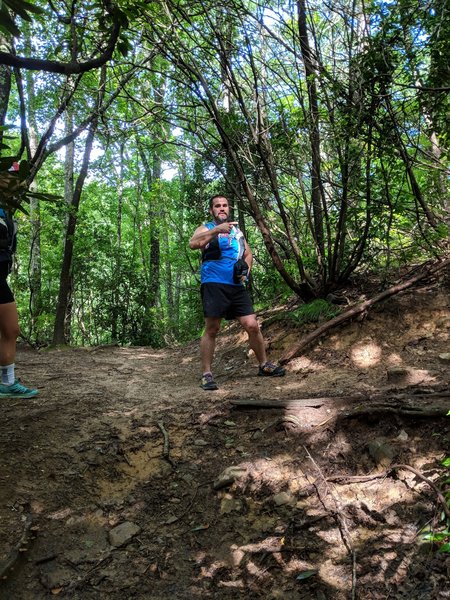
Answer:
[
  {"left": 201, "top": 282, "right": 254, "bottom": 320},
  {"left": 0, "top": 261, "right": 14, "bottom": 304}
]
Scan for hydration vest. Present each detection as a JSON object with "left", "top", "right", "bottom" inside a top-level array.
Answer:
[
  {"left": 201, "top": 222, "right": 245, "bottom": 263},
  {"left": 200, "top": 222, "right": 246, "bottom": 286},
  {"left": 0, "top": 207, "right": 17, "bottom": 262}
]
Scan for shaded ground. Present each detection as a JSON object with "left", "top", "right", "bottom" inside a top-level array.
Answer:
[{"left": 0, "top": 281, "right": 449, "bottom": 599}]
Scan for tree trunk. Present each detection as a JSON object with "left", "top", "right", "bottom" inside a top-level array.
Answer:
[
  {"left": 297, "top": 0, "right": 326, "bottom": 273},
  {"left": 52, "top": 119, "right": 98, "bottom": 345},
  {"left": 24, "top": 44, "right": 42, "bottom": 337},
  {"left": 111, "top": 141, "right": 124, "bottom": 343}
]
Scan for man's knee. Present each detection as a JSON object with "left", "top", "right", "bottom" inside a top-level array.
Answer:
[
  {"left": 240, "top": 316, "right": 260, "bottom": 336},
  {"left": 0, "top": 323, "right": 19, "bottom": 340},
  {"left": 204, "top": 320, "right": 221, "bottom": 337}
]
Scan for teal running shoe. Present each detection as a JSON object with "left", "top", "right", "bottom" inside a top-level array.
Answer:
[{"left": 0, "top": 379, "right": 39, "bottom": 399}]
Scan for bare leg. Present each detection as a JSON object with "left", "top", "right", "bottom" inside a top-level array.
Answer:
[
  {"left": 0, "top": 301, "right": 20, "bottom": 366},
  {"left": 200, "top": 317, "right": 222, "bottom": 374},
  {"left": 237, "top": 314, "right": 267, "bottom": 366}
]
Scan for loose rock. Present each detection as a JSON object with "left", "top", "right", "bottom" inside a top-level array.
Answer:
[{"left": 108, "top": 521, "right": 141, "bottom": 547}]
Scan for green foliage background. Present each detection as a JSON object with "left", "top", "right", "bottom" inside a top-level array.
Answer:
[{"left": 0, "top": 0, "right": 447, "bottom": 347}]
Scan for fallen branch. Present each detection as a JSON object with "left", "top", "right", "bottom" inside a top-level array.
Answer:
[
  {"left": 230, "top": 389, "right": 449, "bottom": 419},
  {"left": 327, "top": 464, "right": 450, "bottom": 520},
  {"left": 280, "top": 257, "right": 450, "bottom": 364},
  {"left": 343, "top": 399, "right": 449, "bottom": 419}
]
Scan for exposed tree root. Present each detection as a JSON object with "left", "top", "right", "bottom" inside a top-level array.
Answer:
[
  {"left": 304, "top": 447, "right": 357, "bottom": 600},
  {"left": 230, "top": 387, "right": 449, "bottom": 419},
  {"left": 0, "top": 514, "right": 33, "bottom": 580},
  {"left": 280, "top": 257, "right": 450, "bottom": 364},
  {"left": 157, "top": 420, "right": 175, "bottom": 468}
]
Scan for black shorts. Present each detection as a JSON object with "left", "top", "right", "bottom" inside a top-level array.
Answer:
[
  {"left": 0, "top": 261, "right": 14, "bottom": 304},
  {"left": 201, "top": 282, "right": 254, "bottom": 320}
]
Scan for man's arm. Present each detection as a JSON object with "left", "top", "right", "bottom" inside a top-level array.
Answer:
[
  {"left": 189, "top": 221, "right": 238, "bottom": 250},
  {"left": 243, "top": 239, "right": 253, "bottom": 273}
]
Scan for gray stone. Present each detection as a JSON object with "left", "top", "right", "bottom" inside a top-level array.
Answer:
[
  {"left": 40, "top": 566, "right": 75, "bottom": 589},
  {"left": 368, "top": 438, "right": 396, "bottom": 467},
  {"left": 213, "top": 466, "right": 247, "bottom": 490},
  {"left": 108, "top": 521, "right": 141, "bottom": 547},
  {"left": 438, "top": 353, "right": 450, "bottom": 363},
  {"left": 272, "top": 492, "right": 295, "bottom": 506},
  {"left": 220, "top": 495, "right": 243, "bottom": 514},
  {"left": 396, "top": 430, "right": 409, "bottom": 442}
]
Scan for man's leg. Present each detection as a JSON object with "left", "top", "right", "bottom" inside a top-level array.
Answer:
[
  {"left": 200, "top": 317, "right": 222, "bottom": 375},
  {"left": 0, "top": 301, "right": 38, "bottom": 397},
  {"left": 0, "top": 301, "right": 19, "bottom": 369},
  {"left": 237, "top": 314, "right": 267, "bottom": 365},
  {"left": 238, "top": 314, "right": 286, "bottom": 376}
]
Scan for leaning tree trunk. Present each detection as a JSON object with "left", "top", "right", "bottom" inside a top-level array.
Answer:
[
  {"left": 297, "top": 0, "right": 326, "bottom": 278},
  {"left": 52, "top": 119, "right": 98, "bottom": 345},
  {"left": 24, "top": 46, "right": 43, "bottom": 336}
]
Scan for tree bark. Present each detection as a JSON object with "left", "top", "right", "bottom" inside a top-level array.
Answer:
[{"left": 52, "top": 60, "right": 104, "bottom": 346}]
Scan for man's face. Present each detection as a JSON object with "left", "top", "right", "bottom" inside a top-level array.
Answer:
[{"left": 210, "top": 197, "right": 230, "bottom": 223}]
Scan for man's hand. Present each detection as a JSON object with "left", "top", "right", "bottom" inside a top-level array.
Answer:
[
  {"left": 233, "top": 258, "right": 250, "bottom": 284},
  {"left": 214, "top": 221, "right": 238, "bottom": 234}
]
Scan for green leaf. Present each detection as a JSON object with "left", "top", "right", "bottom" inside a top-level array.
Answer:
[
  {"left": 25, "top": 191, "right": 62, "bottom": 202},
  {"left": 442, "top": 458, "right": 450, "bottom": 467},
  {"left": 4, "top": 0, "right": 44, "bottom": 17},
  {"left": 296, "top": 569, "right": 318, "bottom": 580},
  {"left": 117, "top": 40, "right": 129, "bottom": 57},
  {"left": 438, "top": 543, "right": 450, "bottom": 553},
  {"left": 0, "top": 6, "right": 21, "bottom": 37}
]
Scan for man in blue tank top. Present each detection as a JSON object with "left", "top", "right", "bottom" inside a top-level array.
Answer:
[{"left": 189, "top": 195, "right": 285, "bottom": 390}]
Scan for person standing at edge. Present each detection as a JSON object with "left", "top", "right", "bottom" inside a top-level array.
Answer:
[
  {"left": 0, "top": 163, "right": 38, "bottom": 399},
  {"left": 189, "top": 194, "right": 285, "bottom": 390}
]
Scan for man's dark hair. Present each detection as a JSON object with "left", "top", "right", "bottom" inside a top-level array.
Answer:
[{"left": 209, "top": 194, "right": 230, "bottom": 209}]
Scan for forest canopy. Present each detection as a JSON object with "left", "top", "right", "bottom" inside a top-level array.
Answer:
[{"left": 0, "top": 0, "right": 448, "bottom": 347}]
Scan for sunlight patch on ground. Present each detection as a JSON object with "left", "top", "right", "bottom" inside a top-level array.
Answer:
[
  {"left": 351, "top": 340, "right": 382, "bottom": 368},
  {"left": 98, "top": 453, "right": 172, "bottom": 501},
  {"left": 387, "top": 352, "right": 403, "bottom": 365},
  {"left": 181, "top": 356, "right": 196, "bottom": 364},
  {"left": 406, "top": 368, "right": 436, "bottom": 384},
  {"left": 319, "top": 558, "right": 353, "bottom": 591},
  {"left": 289, "top": 356, "right": 326, "bottom": 372},
  {"left": 104, "top": 407, "right": 140, "bottom": 419}
]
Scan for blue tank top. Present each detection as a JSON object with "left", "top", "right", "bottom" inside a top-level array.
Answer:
[{"left": 200, "top": 222, "right": 245, "bottom": 286}]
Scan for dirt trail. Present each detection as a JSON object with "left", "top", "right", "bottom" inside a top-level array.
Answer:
[{"left": 0, "top": 286, "right": 449, "bottom": 599}]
